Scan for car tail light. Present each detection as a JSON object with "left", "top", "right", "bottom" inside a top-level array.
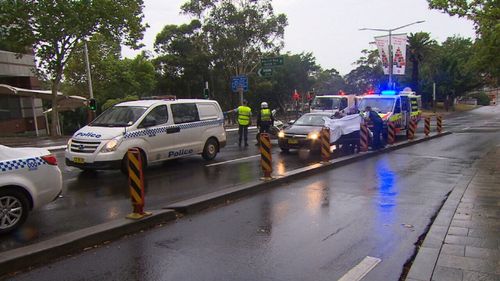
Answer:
[{"left": 41, "top": 155, "right": 58, "bottom": 165}]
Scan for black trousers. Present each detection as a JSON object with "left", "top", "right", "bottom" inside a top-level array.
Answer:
[
  {"left": 372, "top": 124, "right": 383, "bottom": 149},
  {"left": 238, "top": 125, "right": 249, "bottom": 144},
  {"left": 256, "top": 124, "right": 271, "bottom": 142}
]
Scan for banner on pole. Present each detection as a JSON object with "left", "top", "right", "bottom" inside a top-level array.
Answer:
[
  {"left": 375, "top": 34, "right": 407, "bottom": 75},
  {"left": 391, "top": 34, "right": 407, "bottom": 75},
  {"left": 375, "top": 36, "right": 390, "bottom": 75}
]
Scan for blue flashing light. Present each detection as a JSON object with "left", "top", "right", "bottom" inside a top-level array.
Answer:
[{"left": 381, "top": 90, "right": 397, "bottom": 95}]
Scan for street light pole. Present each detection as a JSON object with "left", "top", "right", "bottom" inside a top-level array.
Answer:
[{"left": 359, "top": 20, "right": 425, "bottom": 89}]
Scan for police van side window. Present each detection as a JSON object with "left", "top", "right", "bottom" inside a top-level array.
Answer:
[
  {"left": 139, "top": 105, "right": 168, "bottom": 128},
  {"left": 171, "top": 103, "right": 200, "bottom": 124},
  {"left": 394, "top": 98, "right": 401, "bottom": 113}
]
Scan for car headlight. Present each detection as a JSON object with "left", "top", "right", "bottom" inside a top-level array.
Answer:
[
  {"left": 308, "top": 132, "right": 319, "bottom": 140},
  {"left": 278, "top": 131, "right": 285, "bottom": 138},
  {"left": 66, "top": 139, "right": 72, "bottom": 150},
  {"left": 101, "top": 139, "right": 121, "bottom": 152}
]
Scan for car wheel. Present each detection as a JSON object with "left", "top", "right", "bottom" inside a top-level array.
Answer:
[
  {"left": 0, "top": 189, "right": 29, "bottom": 234},
  {"left": 202, "top": 138, "right": 219, "bottom": 161}
]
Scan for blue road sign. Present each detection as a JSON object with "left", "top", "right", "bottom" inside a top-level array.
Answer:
[{"left": 231, "top": 75, "right": 248, "bottom": 93}]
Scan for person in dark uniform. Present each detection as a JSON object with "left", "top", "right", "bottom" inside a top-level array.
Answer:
[{"left": 365, "top": 106, "right": 384, "bottom": 150}]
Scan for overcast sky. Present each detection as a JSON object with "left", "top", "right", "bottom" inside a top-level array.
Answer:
[{"left": 122, "top": 0, "right": 476, "bottom": 75}]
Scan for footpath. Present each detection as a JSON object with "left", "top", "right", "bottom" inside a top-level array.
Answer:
[{"left": 407, "top": 145, "right": 500, "bottom": 280}]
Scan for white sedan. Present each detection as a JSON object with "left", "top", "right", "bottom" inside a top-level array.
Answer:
[{"left": 0, "top": 145, "right": 62, "bottom": 234}]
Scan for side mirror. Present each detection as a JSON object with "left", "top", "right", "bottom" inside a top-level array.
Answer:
[
  {"left": 288, "top": 120, "right": 295, "bottom": 125},
  {"left": 140, "top": 116, "right": 157, "bottom": 128}
]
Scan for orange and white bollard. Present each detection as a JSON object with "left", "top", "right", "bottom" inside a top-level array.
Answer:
[
  {"left": 407, "top": 119, "right": 416, "bottom": 140},
  {"left": 387, "top": 121, "right": 395, "bottom": 145},
  {"left": 436, "top": 115, "right": 442, "bottom": 133},
  {"left": 260, "top": 133, "right": 273, "bottom": 180},
  {"left": 126, "top": 148, "right": 152, "bottom": 220},
  {"left": 320, "top": 127, "right": 331, "bottom": 162},
  {"left": 424, "top": 117, "right": 431, "bottom": 136},
  {"left": 360, "top": 123, "right": 369, "bottom": 152}
]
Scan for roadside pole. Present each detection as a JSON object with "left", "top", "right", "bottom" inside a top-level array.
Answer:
[{"left": 238, "top": 87, "right": 243, "bottom": 105}]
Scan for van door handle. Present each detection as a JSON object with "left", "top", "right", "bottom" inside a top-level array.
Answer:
[{"left": 166, "top": 127, "right": 180, "bottom": 134}]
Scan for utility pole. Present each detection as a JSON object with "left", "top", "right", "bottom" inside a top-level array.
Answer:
[
  {"left": 359, "top": 20, "right": 425, "bottom": 89},
  {"left": 84, "top": 41, "right": 95, "bottom": 122}
]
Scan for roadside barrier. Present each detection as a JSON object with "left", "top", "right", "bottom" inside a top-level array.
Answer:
[
  {"left": 436, "top": 115, "right": 442, "bottom": 133},
  {"left": 360, "top": 123, "right": 369, "bottom": 152},
  {"left": 424, "top": 117, "right": 431, "bottom": 136},
  {"left": 126, "top": 148, "right": 152, "bottom": 219},
  {"left": 259, "top": 133, "right": 273, "bottom": 180},
  {"left": 407, "top": 119, "right": 416, "bottom": 140},
  {"left": 321, "top": 127, "right": 331, "bottom": 162},
  {"left": 387, "top": 121, "right": 395, "bottom": 145}
]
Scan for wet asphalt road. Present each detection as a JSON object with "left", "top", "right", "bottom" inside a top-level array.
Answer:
[
  {"left": 0, "top": 110, "right": 491, "bottom": 252},
  {"left": 1, "top": 128, "right": 326, "bottom": 251},
  {"left": 5, "top": 105, "right": 500, "bottom": 281}
]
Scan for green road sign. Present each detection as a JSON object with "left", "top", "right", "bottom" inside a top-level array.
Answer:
[
  {"left": 261, "top": 56, "right": 284, "bottom": 67},
  {"left": 257, "top": 67, "right": 273, "bottom": 77}
]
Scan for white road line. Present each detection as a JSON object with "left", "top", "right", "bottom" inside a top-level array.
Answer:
[
  {"left": 225, "top": 126, "right": 257, "bottom": 132},
  {"left": 416, "top": 155, "right": 453, "bottom": 160},
  {"left": 337, "top": 256, "right": 381, "bottom": 281},
  {"left": 205, "top": 154, "right": 260, "bottom": 167}
]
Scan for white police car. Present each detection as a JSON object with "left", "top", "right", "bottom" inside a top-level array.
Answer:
[
  {"left": 65, "top": 98, "right": 227, "bottom": 172},
  {"left": 0, "top": 145, "right": 62, "bottom": 234}
]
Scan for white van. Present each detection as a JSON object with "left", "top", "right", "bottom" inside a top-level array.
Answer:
[
  {"left": 65, "top": 99, "right": 226, "bottom": 172},
  {"left": 310, "top": 95, "right": 357, "bottom": 115}
]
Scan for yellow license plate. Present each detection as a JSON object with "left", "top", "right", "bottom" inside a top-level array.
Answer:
[
  {"left": 73, "top": 157, "right": 85, "bottom": 164},
  {"left": 288, "top": 139, "right": 299, "bottom": 144}
]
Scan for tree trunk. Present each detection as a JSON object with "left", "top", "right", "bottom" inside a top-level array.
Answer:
[{"left": 50, "top": 70, "right": 63, "bottom": 137}]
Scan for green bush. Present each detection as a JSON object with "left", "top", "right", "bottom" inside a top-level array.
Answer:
[{"left": 469, "top": 92, "right": 490, "bottom": 106}]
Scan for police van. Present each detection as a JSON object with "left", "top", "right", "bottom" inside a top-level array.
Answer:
[
  {"left": 65, "top": 99, "right": 226, "bottom": 172},
  {"left": 310, "top": 94, "right": 357, "bottom": 115}
]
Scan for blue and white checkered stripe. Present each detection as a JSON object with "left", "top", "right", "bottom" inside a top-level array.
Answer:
[
  {"left": 124, "top": 119, "right": 223, "bottom": 139},
  {"left": 0, "top": 157, "right": 46, "bottom": 172}
]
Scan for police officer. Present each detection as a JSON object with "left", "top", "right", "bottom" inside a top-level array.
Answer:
[
  {"left": 256, "top": 102, "right": 274, "bottom": 145},
  {"left": 364, "top": 106, "right": 384, "bottom": 150},
  {"left": 227, "top": 100, "right": 252, "bottom": 146}
]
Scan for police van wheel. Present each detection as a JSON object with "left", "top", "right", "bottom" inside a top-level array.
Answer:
[
  {"left": 0, "top": 188, "right": 30, "bottom": 234},
  {"left": 202, "top": 138, "right": 219, "bottom": 161}
]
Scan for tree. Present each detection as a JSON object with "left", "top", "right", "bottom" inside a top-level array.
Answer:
[
  {"left": 154, "top": 20, "right": 210, "bottom": 98},
  {"left": 427, "top": 0, "right": 499, "bottom": 86},
  {"left": 181, "top": 0, "right": 287, "bottom": 106},
  {"left": 407, "top": 32, "right": 436, "bottom": 104},
  {"left": 1, "top": 0, "right": 147, "bottom": 135},
  {"left": 313, "top": 68, "right": 348, "bottom": 95},
  {"left": 345, "top": 49, "right": 384, "bottom": 94},
  {"left": 425, "top": 36, "right": 482, "bottom": 101},
  {"left": 253, "top": 52, "right": 319, "bottom": 112}
]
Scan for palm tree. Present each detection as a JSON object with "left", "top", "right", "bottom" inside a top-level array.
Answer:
[{"left": 407, "top": 32, "right": 436, "bottom": 101}]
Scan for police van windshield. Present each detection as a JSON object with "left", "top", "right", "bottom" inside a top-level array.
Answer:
[
  {"left": 358, "top": 98, "right": 395, "bottom": 113},
  {"left": 294, "top": 114, "right": 326, "bottom": 126},
  {"left": 311, "top": 97, "right": 341, "bottom": 111},
  {"left": 90, "top": 106, "right": 148, "bottom": 127}
]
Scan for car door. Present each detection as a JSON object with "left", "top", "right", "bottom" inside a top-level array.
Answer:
[
  {"left": 170, "top": 102, "right": 202, "bottom": 153},
  {"left": 137, "top": 104, "right": 177, "bottom": 163}
]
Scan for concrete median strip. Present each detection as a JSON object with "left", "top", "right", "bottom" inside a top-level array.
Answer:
[{"left": 0, "top": 132, "right": 452, "bottom": 277}]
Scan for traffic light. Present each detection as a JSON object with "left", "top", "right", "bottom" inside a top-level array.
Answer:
[
  {"left": 203, "top": 88, "right": 209, "bottom": 99},
  {"left": 88, "top": 98, "right": 96, "bottom": 111}
]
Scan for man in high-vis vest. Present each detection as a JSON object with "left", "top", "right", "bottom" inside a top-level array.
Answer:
[
  {"left": 256, "top": 102, "right": 274, "bottom": 145},
  {"left": 227, "top": 100, "right": 252, "bottom": 146}
]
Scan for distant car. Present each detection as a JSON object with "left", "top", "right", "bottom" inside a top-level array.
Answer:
[
  {"left": 278, "top": 112, "right": 335, "bottom": 152},
  {"left": 0, "top": 145, "right": 62, "bottom": 234}
]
